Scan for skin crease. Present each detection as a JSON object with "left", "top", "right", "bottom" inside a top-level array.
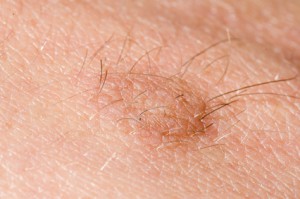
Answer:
[{"left": 0, "top": 0, "right": 300, "bottom": 198}]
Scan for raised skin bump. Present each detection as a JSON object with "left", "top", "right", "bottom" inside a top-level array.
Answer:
[{"left": 92, "top": 71, "right": 209, "bottom": 150}]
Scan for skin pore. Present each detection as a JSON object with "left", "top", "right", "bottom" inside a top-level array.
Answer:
[{"left": 0, "top": 0, "right": 300, "bottom": 198}]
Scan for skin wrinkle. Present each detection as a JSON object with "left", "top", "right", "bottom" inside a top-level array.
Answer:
[{"left": 0, "top": 0, "right": 297, "bottom": 197}]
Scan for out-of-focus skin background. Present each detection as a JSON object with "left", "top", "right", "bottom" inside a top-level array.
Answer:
[{"left": 0, "top": 0, "right": 299, "bottom": 198}]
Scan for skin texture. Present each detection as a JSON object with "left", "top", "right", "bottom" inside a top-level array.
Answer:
[{"left": 0, "top": 0, "right": 300, "bottom": 198}]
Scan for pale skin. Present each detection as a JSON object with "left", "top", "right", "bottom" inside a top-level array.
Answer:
[{"left": 0, "top": 0, "right": 300, "bottom": 198}]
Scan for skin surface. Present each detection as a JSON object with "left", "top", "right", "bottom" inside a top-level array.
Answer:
[{"left": 0, "top": 0, "right": 300, "bottom": 198}]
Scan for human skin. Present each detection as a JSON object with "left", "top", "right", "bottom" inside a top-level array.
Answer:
[{"left": 0, "top": 0, "right": 300, "bottom": 198}]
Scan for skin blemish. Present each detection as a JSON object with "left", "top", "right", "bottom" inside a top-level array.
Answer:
[{"left": 93, "top": 70, "right": 209, "bottom": 150}]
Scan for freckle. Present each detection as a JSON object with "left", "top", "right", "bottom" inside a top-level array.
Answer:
[
  {"left": 5, "top": 121, "right": 13, "bottom": 129},
  {"left": 29, "top": 19, "right": 37, "bottom": 27},
  {"left": 0, "top": 52, "right": 7, "bottom": 62}
]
